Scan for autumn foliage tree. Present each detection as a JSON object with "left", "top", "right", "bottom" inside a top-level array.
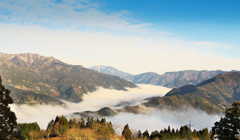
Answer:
[
  {"left": 52, "top": 115, "right": 69, "bottom": 136},
  {"left": 0, "top": 76, "right": 17, "bottom": 140}
]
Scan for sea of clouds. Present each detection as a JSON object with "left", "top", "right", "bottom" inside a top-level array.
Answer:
[{"left": 10, "top": 84, "right": 222, "bottom": 133}]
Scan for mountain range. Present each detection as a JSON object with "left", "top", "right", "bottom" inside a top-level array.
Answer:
[
  {"left": 1, "top": 51, "right": 239, "bottom": 114},
  {"left": 89, "top": 65, "right": 235, "bottom": 88},
  {"left": 0, "top": 52, "right": 137, "bottom": 105},
  {"left": 75, "top": 72, "right": 240, "bottom": 117}
]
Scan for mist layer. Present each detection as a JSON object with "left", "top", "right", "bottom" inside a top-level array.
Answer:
[{"left": 10, "top": 84, "right": 221, "bottom": 133}]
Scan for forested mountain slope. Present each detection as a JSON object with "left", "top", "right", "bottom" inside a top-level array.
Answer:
[
  {"left": 143, "top": 72, "right": 240, "bottom": 113},
  {"left": 0, "top": 52, "right": 137, "bottom": 104}
]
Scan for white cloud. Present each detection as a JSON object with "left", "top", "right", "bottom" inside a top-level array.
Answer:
[
  {"left": 0, "top": 0, "right": 152, "bottom": 33},
  {"left": 10, "top": 84, "right": 222, "bottom": 134},
  {"left": 106, "top": 108, "right": 222, "bottom": 134},
  {"left": 10, "top": 84, "right": 171, "bottom": 129},
  {"left": 0, "top": 23, "right": 239, "bottom": 75}
]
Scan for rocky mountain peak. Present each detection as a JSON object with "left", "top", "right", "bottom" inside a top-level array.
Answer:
[{"left": 0, "top": 52, "right": 61, "bottom": 68}]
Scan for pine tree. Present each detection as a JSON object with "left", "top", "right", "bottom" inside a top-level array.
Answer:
[
  {"left": 167, "top": 125, "right": 171, "bottom": 132},
  {"left": 0, "top": 76, "right": 17, "bottom": 140},
  {"left": 212, "top": 101, "right": 240, "bottom": 140},
  {"left": 96, "top": 118, "right": 100, "bottom": 123},
  {"left": 122, "top": 124, "right": 132, "bottom": 140},
  {"left": 87, "top": 117, "right": 94, "bottom": 128},
  {"left": 77, "top": 121, "right": 82, "bottom": 128},
  {"left": 101, "top": 118, "right": 106, "bottom": 125},
  {"left": 192, "top": 129, "right": 198, "bottom": 138},
  {"left": 80, "top": 118, "right": 85, "bottom": 128},
  {"left": 143, "top": 130, "right": 149, "bottom": 139},
  {"left": 150, "top": 130, "right": 159, "bottom": 139},
  {"left": 180, "top": 125, "right": 189, "bottom": 139}
]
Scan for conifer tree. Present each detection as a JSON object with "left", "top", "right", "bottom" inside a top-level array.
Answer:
[
  {"left": 54, "top": 116, "right": 59, "bottom": 124},
  {"left": 69, "top": 118, "right": 77, "bottom": 128},
  {"left": 137, "top": 130, "right": 142, "bottom": 139},
  {"left": 87, "top": 116, "right": 90, "bottom": 126},
  {"left": 87, "top": 117, "right": 94, "bottom": 128},
  {"left": 167, "top": 125, "right": 171, "bottom": 132},
  {"left": 150, "top": 130, "right": 159, "bottom": 139},
  {"left": 77, "top": 121, "right": 82, "bottom": 128},
  {"left": 143, "top": 130, "right": 149, "bottom": 139},
  {"left": 0, "top": 76, "right": 17, "bottom": 140},
  {"left": 180, "top": 125, "right": 189, "bottom": 139},
  {"left": 101, "top": 118, "right": 106, "bottom": 125},
  {"left": 96, "top": 118, "right": 100, "bottom": 123},
  {"left": 80, "top": 118, "right": 85, "bottom": 128},
  {"left": 212, "top": 101, "right": 240, "bottom": 140},
  {"left": 122, "top": 124, "right": 132, "bottom": 140},
  {"left": 176, "top": 128, "right": 180, "bottom": 138},
  {"left": 192, "top": 129, "right": 198, "bottom": 138},
  {"left": 46, "top": 120, "right": 54, "bottom": 138},
  {"left": 52, "top": 115, "right": 69, "bottom": 136}
]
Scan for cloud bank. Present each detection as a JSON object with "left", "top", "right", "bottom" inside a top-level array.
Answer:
[
  {"left": 10, "top": 84, "right": 221, "bottom": 134},
  {"left": 10, "top": 84, "right": 170, "bottom": 129},
  {"left": 105, "top": 107, "right": 222, "bottom": 134}
]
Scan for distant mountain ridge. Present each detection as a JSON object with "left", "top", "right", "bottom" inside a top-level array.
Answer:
[
  {"left": 0, "top": 52, "right": 137, "bottom": 105},
  {"left": 89, "top": 65, "right": 232, "bottom": 88},
  {"left": 89, "top": 65, "right": 135, "bottom": 81}
]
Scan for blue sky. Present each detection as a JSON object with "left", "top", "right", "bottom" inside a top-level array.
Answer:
[
  {"left": 98, "top": 0, "right": 240, "bottom": 44},
  {"left": 0, "top": 0, "right": 239, "bottom": 74}
]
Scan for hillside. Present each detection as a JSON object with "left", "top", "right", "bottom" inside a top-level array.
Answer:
[
  {"left": 143, "top": 72, "right": 240, "bottom": 113},
  {"left": 0, "top": 52, "right": 137, "bottom": 104},
  {"left": 89, "top": 65, "right": 229, "bottom": 88}
]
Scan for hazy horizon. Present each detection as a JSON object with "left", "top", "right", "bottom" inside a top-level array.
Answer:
[{"left": 0, "top": 0, "right": 239, "bottom": 74}]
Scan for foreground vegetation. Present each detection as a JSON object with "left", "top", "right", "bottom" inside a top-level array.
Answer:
[
  {"left": 10, "top": 115, "right": 212, "bottom": 140},
  {"left": 9, "top": 101, "right": 240, "bottom": 140}
]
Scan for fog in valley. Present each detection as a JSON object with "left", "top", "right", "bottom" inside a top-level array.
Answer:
[{"left": 10, "top": 84, "right": 221, "bottom": 133}]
